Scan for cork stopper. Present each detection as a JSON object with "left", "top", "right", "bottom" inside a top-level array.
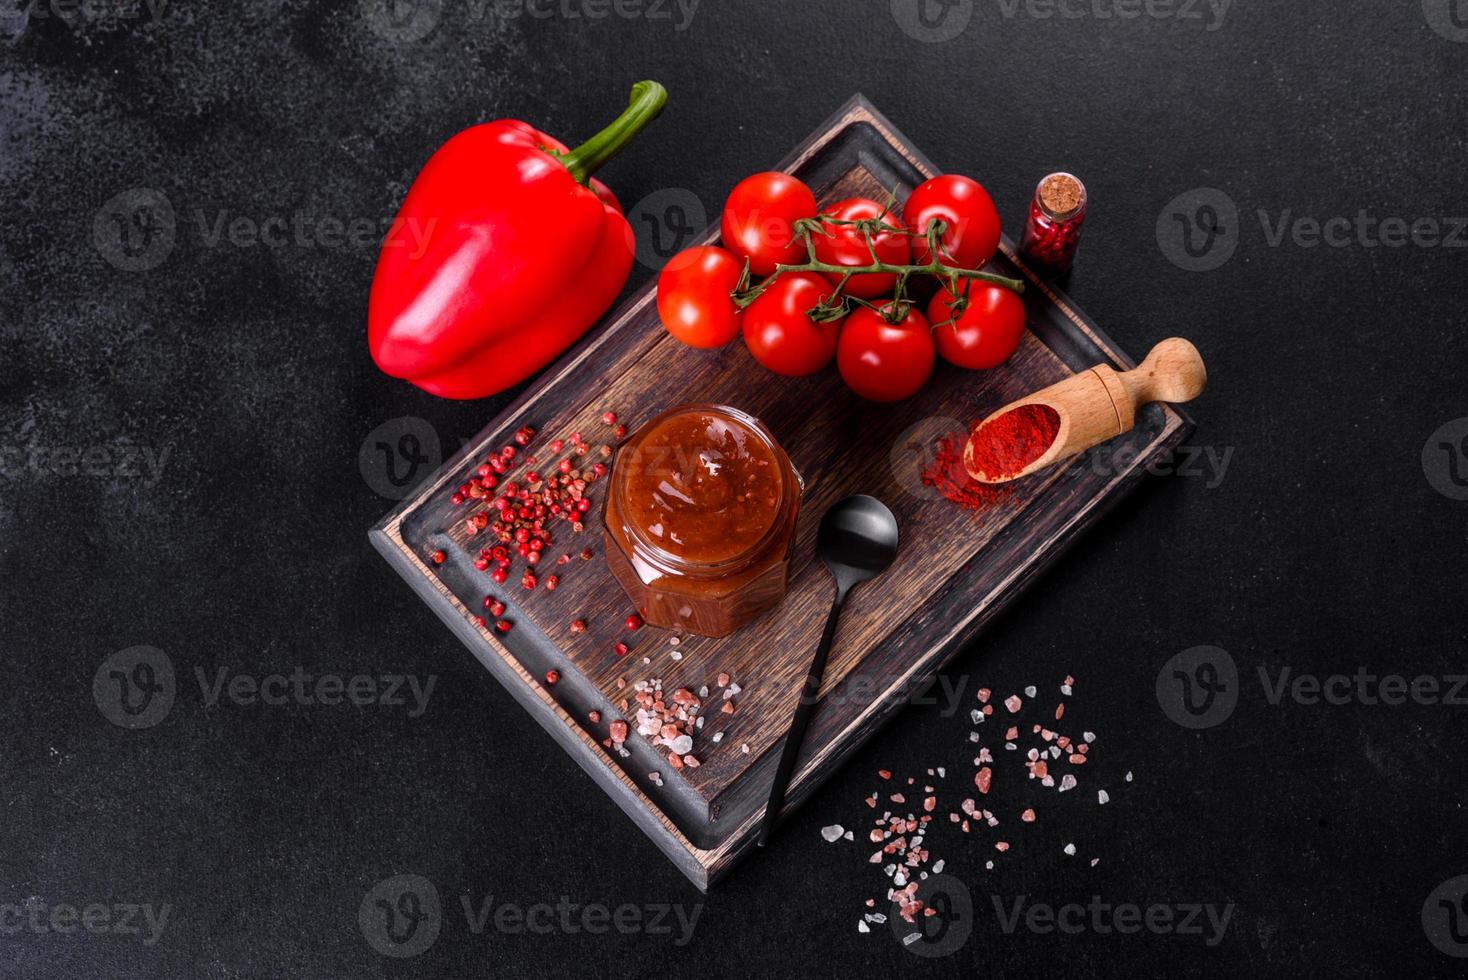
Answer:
[{"left": 1037, "top": 172, "right": 1085, "bottom": 220}]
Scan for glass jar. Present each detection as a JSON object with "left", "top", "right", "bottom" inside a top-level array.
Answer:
[
  {"left": 1019, "top": 172, "right": 1088, "bottom": 277},
  {"left": 602, "top": 404, "right": 801, "bottom": 637}
]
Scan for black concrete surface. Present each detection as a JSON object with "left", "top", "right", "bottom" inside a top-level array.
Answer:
[{"left": 2, "top": 0, "right": 1465, "bottom": 975}]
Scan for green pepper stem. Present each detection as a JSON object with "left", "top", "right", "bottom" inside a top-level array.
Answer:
[{"left": 560, "top": 80, "right": 667, "bottom": 185}]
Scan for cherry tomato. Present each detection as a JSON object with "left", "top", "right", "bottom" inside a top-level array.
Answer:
[
  {"left": 837, "top": 304, "right": 935, "bottom": 402},
  {"left": 811, "top": 197, "right": 911, "bottom": 298},
  {"left": 926, "top": 283, "right": 1026, "bottom": 369},
  {"left": 742, "top": 272, "right": 842, "bottom": 376},
  {"left": 721, "top": 172, "right": 818, "bottom": 277},
  {"left": 904, "top": 175, "right": 1001, "bottom": 269},
  {"left": 656, "top": 246, "right": 744, "bottom": 349}
]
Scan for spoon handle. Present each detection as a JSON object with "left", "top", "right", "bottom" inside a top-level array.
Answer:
[{"left": 758, "top": 588, "right": 847, "bottom": 847}]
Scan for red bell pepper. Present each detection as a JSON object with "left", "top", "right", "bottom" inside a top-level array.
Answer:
[{"left": 368, "top": 81, "right": 667, "bottom": 399}]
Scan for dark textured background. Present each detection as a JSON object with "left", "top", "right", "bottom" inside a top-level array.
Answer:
[{"left": 3, "top": 0, "right": 1466, "bottom": 976}]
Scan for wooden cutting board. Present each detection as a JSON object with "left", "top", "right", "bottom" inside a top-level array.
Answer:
[{"left": 370, "top": 95, "right": 1192, "bottom": 891}]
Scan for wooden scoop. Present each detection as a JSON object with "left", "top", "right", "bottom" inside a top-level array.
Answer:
[{"left": 966, "top": 338, "right": 1207, "bottom": 484}]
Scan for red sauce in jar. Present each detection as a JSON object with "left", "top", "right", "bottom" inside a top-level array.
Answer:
[
  {"left": 603, "top": 405, "right": 801, "bottom": 637},
  {"left": 621, "top": 410, "right": 782, "bottom": 565}
]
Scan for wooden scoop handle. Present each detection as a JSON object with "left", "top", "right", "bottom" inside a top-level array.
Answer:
[
  {"left": 1118, "top": 338, "right": 1207, "bottom": 407},
  {"left": 966, "top": 337, "right": 1208, "bottom": 485}
]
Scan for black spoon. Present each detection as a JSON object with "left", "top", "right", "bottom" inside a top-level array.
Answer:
[{"left": 757, "top": 494, "right": 900, "bottom": 847}]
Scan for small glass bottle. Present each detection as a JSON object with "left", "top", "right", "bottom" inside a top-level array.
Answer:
[{"left": 1019, "top": 172, "right": 1088, "bottom": 277}]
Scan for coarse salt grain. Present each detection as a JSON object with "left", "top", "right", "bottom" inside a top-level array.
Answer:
[
  {"left": 1004, "top": 695, "right": 1022, "bottom": 713},
  {"left": 822, "top": 825, "right": 845, "bottom": 842},
  {"left": 1097, "top": 790, "right": 1109, "bottom": 804},
  {"left": 1063, "top": 843, "right": 1076, "bottom": 856}
]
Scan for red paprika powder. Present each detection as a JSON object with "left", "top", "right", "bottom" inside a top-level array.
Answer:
[
  {"left": 965, "top": 404, "right": 1062, "bottom": 481},
  {"left": 921, "top": 432, "right": 1015, "bottom": 514}
]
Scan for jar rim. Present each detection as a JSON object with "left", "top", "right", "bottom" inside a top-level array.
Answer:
[
  {"left": 609, "top": 403, "right": 796, "bottom": 577},
  {"left": 1035, "top": 171, "right": 1088, "bottom": 222}
]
